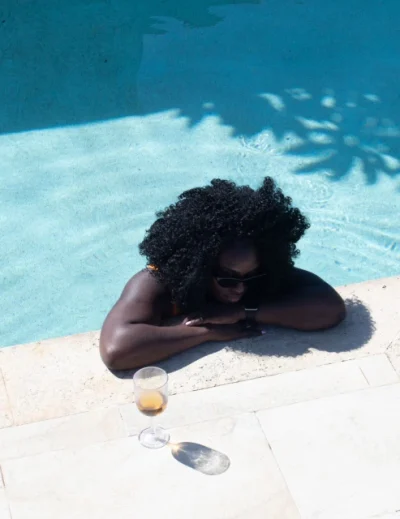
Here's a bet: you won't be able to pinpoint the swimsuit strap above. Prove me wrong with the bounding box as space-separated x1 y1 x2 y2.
171 303 181 316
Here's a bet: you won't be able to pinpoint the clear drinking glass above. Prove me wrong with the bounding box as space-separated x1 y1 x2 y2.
133 366 170 449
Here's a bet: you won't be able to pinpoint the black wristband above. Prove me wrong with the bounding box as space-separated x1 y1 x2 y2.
244 307 258 322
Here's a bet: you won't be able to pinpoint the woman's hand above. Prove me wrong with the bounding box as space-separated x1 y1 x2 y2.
184 303 246 326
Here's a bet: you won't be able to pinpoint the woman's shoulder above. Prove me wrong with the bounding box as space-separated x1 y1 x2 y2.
120 269 181 318
120 269 168 302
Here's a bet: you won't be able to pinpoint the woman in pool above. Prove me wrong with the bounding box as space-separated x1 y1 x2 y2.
100 177 345 370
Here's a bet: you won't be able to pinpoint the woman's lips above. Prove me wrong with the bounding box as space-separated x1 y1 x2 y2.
227 295 243 303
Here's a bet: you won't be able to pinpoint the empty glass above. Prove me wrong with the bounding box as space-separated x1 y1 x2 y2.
133 366 170 449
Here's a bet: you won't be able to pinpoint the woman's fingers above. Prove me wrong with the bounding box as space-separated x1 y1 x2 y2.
185 319 199 326
185 315 206 326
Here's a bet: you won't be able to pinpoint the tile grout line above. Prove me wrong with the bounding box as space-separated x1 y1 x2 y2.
1 402 131 431
385 329 400 353
2 376 399 466
2 358 393 431
358 365 371 386
117 407 130 439
0 434 134 465
385 352 400 379
1 464 15 519
253 411 273 451
167 357 357 399
121 385 369 439
0 366 14 428
0 407 131 464
170 354 383 399
1 350 397 430
253 411 303 518
1 357 397 455
118 363 398 440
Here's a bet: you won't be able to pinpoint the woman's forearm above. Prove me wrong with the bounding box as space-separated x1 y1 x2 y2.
256 286 346 330
100 323 212 371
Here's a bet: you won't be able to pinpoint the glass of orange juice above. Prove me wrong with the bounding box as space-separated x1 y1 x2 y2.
133 366 170 449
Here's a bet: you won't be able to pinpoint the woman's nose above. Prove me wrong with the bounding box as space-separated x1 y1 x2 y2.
234 282 246 294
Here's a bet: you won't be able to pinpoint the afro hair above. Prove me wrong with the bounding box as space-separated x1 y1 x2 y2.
139 177 310 311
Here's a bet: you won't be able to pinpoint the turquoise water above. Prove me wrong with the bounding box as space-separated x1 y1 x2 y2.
1 0 399 348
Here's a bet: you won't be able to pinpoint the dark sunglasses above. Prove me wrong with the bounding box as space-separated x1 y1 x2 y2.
214 273 266 289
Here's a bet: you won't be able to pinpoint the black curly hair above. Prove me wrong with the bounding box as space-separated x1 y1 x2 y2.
139 177 310 311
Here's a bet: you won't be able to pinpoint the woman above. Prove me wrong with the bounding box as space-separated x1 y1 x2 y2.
100 177 345 370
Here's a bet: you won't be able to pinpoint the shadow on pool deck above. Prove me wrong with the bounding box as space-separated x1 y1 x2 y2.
170 442 231 475
1 0 400 184
113 296 375 378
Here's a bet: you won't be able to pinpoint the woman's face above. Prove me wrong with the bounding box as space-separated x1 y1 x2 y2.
210 240 260 304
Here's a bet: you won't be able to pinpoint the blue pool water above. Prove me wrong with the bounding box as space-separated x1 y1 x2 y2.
1 0 399 348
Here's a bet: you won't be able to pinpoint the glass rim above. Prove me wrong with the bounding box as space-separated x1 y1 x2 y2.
133 366 168 388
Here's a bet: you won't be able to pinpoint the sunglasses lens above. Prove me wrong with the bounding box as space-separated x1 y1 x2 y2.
217 278 240 288
216 273 266 289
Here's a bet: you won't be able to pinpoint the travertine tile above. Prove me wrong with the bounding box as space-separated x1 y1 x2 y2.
0 332 133 425
2 413 300 519
0 489 11 519
357 354 399 386
0 407 125 461
0 369 12 429
121 359 368 436
388 333 400 376
257 384 400 519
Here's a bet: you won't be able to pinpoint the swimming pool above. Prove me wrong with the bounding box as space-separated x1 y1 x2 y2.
1 0 399 348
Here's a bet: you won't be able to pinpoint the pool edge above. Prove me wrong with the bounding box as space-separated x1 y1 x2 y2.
0 275 399 428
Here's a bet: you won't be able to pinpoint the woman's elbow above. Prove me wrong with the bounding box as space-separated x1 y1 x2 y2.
300 296 346 331
319 296 347 330
100 340 122 370
99 323 148 371
99 328 131 370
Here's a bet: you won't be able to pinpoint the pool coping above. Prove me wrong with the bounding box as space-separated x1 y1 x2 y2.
0 275 399 428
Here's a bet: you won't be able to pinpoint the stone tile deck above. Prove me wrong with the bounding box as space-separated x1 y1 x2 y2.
0 276 399 427
258 384 400 519
0 370 12 429
0 276 399 518
0 355 399 519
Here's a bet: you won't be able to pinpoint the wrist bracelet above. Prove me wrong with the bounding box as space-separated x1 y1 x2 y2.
244 307 258 322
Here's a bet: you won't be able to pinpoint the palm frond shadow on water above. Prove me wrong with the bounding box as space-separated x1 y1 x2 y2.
3 0 400 185
169 442 231 476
